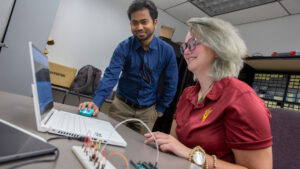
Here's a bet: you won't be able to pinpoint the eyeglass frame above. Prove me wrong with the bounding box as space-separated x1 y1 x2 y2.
180 37 199 55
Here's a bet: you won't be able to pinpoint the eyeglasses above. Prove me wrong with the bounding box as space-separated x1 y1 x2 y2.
180 37 199 55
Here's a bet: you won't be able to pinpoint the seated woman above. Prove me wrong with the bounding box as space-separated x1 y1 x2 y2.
144 17 272 169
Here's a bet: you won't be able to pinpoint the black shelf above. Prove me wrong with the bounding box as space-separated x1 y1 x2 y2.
243 56 300 112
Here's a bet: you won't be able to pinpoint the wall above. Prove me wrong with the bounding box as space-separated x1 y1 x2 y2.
237 14 300 56
0 0 60 96
47 0 188 72
0 0 14 42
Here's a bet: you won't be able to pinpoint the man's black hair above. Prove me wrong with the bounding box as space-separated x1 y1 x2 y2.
127 0 158 22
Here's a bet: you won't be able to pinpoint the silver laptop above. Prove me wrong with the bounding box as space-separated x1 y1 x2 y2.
28 42 127 147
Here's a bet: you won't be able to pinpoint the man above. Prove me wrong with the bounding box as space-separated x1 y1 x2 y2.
78 0 178 134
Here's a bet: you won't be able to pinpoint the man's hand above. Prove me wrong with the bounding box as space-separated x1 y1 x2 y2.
78 101 100 116
144 131 192 159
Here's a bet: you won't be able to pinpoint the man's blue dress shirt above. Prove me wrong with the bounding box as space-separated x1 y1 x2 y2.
93 36 178 113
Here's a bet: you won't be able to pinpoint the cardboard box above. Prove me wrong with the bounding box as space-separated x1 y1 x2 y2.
49 62 77 88
159 25 175 40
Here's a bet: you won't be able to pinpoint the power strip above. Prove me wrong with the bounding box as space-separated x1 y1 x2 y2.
72 146 116 169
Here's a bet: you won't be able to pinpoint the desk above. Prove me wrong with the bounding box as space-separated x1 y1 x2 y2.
0 91 190 169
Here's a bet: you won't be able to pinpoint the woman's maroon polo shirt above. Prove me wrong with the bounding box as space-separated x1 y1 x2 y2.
174 77 273 162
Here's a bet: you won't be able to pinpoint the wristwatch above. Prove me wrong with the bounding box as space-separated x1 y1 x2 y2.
189 146 207 169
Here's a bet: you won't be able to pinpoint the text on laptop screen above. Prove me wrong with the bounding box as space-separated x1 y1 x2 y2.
32 46 54 114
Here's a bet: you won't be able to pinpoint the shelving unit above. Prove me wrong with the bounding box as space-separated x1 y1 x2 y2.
245 56 300 72
244 56 300 112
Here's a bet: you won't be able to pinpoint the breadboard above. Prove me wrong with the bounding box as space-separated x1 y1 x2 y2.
72 146 116 169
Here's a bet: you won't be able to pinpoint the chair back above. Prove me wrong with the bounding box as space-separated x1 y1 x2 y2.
269 108 300 169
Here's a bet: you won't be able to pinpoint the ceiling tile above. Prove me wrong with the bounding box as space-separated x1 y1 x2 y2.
280 0 300 14
216 2 289 25
151 0 187 10
189 0 277 17
166 2 208 23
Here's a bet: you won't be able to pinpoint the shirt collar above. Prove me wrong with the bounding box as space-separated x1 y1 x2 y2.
207 77 230 101
186 77 231 106
133 36 158 51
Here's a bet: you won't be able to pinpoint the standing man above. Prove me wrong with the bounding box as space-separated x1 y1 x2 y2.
78 0 178 134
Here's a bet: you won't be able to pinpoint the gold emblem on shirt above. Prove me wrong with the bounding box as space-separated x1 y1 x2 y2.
202 107 212 123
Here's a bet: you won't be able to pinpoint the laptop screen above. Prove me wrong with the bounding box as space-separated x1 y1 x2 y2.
32 45 54 115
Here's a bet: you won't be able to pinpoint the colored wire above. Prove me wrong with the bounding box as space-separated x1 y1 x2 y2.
97 118 159 168
97 146 107 168
114 118 160 167
105 152 129 169
94 141 102 161
98 140 102 150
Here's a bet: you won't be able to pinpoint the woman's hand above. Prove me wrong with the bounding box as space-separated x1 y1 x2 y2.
144 131 192 159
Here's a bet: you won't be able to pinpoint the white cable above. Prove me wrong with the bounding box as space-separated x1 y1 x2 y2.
114 118 160 167
98 118 160 168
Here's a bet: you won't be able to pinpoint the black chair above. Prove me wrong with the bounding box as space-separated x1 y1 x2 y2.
269 108 300 169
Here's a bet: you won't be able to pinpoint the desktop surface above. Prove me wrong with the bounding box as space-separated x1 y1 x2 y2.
0 91 190 169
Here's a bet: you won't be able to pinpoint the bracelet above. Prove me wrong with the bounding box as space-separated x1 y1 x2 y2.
212 155 217 169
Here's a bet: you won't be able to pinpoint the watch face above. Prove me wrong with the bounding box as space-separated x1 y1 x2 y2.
193 151 205 165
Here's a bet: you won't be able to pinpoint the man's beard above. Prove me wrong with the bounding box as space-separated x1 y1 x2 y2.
135 30 154 41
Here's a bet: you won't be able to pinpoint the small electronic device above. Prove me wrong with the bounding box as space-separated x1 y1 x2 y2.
79 107 94 117
72 146 115 169
0 119 57 163
129 160 158 169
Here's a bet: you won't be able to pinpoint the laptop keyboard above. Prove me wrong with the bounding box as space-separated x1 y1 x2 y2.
45 111 127 147
49 111 88 137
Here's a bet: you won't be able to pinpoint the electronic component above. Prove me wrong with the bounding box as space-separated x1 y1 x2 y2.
129 160 157 169
252 73 287 104
283 103 300 111
264 100 281 109
72 146 115 169
72 118 160 169
284 74 300 111
252 73 288 102
286 75 300 104
254 73 300 111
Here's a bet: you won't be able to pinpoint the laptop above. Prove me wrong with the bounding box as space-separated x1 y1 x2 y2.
28 42 127 147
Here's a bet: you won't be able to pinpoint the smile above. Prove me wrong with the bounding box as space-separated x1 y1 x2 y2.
186 56 197 62
137 32 146 35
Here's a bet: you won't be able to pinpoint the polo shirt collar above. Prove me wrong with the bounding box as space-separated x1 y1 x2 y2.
133 36 158 51
186 77 231 106
207 77 230 101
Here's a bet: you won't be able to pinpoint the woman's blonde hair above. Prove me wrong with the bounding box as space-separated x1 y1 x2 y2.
187 17 247 80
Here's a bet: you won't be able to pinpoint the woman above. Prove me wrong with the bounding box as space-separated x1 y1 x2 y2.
144 17 272 169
